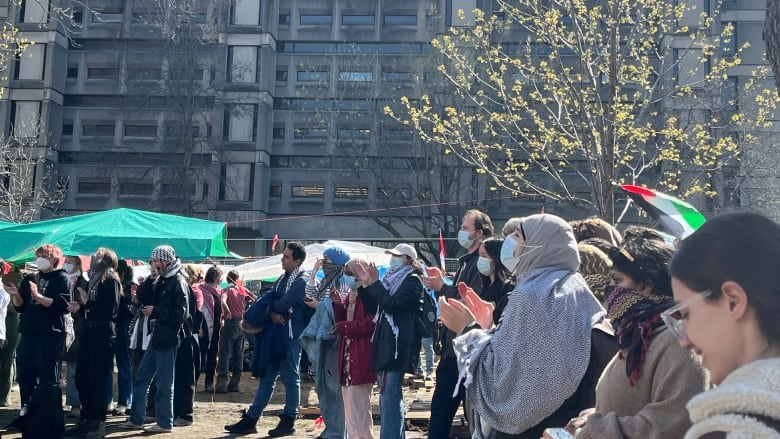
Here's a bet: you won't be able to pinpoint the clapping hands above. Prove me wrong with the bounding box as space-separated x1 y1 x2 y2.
438 282 495 335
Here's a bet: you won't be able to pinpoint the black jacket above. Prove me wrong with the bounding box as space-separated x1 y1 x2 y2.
15 270 70 336
361 273 424 373
136 272 188 350
435 250 483 358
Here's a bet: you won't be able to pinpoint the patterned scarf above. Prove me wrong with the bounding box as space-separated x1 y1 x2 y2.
315 263 343 299
605 285 675 386
87 267 103 302
277 267 302 294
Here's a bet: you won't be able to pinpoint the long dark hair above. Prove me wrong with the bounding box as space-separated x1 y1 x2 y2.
670 212 780 345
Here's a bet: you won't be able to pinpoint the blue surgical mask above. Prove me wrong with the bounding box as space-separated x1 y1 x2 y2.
458 230 474 249
389 256 405 270
500 236 522 273
476 256 493 276
343 275 360 289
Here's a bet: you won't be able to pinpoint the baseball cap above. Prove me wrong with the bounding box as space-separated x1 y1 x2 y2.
386 243 417 260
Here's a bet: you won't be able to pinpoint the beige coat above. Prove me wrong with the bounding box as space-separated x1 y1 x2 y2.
576 328 710 439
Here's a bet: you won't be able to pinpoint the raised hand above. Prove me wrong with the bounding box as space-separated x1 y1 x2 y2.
438 296 476 335
354 261 372 285
459 282 496 330
422 266 445 292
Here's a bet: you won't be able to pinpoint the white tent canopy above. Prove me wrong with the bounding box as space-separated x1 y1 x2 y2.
234 240 392 282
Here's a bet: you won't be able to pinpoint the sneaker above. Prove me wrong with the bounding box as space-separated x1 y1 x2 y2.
143 424 173 434
111 405 129 416
173 417 193 427
144 415 157 423
19 405 28 417
118 420 144 430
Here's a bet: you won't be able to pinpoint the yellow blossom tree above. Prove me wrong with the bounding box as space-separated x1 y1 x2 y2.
386 0 779 222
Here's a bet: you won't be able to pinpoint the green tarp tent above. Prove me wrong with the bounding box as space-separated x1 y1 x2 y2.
0 208 241 263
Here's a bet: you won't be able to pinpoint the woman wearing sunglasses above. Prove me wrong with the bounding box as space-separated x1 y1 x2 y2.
665 212 780 437
561 238 709 439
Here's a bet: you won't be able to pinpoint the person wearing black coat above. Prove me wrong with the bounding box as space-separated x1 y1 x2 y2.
64 247 122 438
120 245 187 434
355 243 424 439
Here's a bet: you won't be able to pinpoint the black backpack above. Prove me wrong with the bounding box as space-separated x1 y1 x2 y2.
415 290 437 339
6 384 64 438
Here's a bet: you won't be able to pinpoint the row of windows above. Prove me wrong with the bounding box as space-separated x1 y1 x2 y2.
67 65 212 82
269 185 426 200
281 14 417 26
290 70 414 83
269 156 426 170
64 122 210 139
77 181 199 196
272 127 414 141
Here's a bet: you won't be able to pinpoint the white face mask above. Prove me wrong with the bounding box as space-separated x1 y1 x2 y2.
476 256 493 276
389 256 405 270
62 263 76 274
500 236 522 273
458 230 475 249
36 257 52 272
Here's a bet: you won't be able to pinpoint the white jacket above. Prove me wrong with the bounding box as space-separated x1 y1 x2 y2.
685 357 780 439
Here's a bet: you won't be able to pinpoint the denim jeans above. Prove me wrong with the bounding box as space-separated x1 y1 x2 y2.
129 346 177 428
106 337 132 408
377 371 405 439
247 338 301 419
66 361 79 407
417 337 435 374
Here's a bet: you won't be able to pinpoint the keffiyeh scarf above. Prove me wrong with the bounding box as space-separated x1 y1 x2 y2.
605 285 675 386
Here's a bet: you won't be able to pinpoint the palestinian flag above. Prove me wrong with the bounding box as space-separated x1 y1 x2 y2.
620 184 706 239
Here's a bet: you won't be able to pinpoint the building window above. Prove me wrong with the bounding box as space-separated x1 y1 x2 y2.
337 128 370 140
92 11 125 23
296 70 329 82
334 187 368 198
384 15 417 26
342 15 375 25
224 104 258 142
169 68 204 81
82 123 115 137
293 127 328 139
269 185 282 197
10 101 40 138
162 184 196 196
276 69 288 81
127 68 162 80
279 13 291 25
219 163 254 201
382 71 413 82
20 0 49 23
272 126 285 139
721 22 737 57
300 15 332 25
62 122 74 136
66 66 78 78
119 182 153 196
87 67 120 79
292 185 324 198
339 71 373 82
165 123 200 140
123 125 157 138
230 0 261 25
228 46 258 83
78 181 111 195
15 44 46 80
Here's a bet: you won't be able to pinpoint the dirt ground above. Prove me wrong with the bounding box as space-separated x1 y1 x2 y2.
0 374 431 438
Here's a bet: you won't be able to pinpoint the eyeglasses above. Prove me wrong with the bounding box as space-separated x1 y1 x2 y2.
660 290 713 342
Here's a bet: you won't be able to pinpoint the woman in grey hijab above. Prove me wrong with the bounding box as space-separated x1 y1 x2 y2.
439 214 611 439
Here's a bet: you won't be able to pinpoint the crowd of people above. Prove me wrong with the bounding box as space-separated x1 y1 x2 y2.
0 209 778 439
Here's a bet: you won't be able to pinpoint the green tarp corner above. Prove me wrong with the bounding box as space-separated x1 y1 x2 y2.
0 208 241 263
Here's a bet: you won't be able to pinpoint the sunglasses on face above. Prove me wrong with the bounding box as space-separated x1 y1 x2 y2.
660 290 713 342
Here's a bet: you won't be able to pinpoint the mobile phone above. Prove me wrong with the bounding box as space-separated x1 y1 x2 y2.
543 428 574 439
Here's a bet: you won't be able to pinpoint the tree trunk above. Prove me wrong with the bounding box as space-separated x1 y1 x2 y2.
766 0 780 93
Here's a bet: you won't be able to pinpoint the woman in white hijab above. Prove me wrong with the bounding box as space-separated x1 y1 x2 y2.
440 214 610 439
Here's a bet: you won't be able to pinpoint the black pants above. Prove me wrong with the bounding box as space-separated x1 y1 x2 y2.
173 338 195 420
204 316 222 386
17 333 64 408
428 357 465 439
196 317 209 384
75 326 113 421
